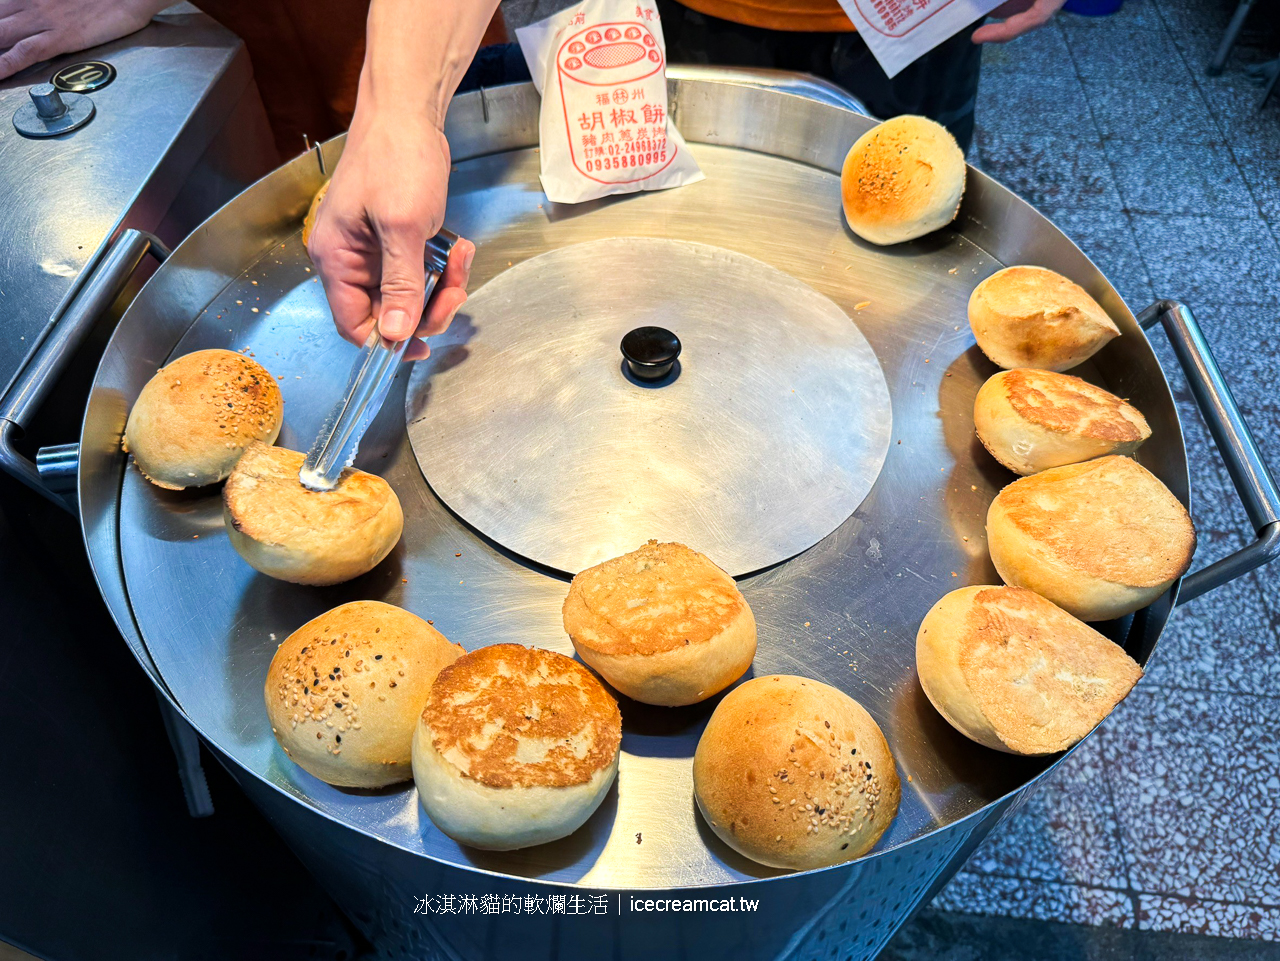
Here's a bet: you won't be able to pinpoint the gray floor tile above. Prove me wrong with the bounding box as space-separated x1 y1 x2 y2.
980 23 1078 78
1106 141 1255 217
1103 686 1280 906
1196 73 1280 146
971 131 1122 210
1153 0 1239 38
1174 31 1280 78
1083 79 1223 145
975 72 1098 138
1039 205 1155 307
1229 141 1280 222
952 733 1130 889
1137 895 1280 939
933 873 1136 926
1063 20 1192 83
1145 570 1280 697
1129 213 1280 303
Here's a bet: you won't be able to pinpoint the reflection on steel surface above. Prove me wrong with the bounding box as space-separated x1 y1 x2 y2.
406 237 893 577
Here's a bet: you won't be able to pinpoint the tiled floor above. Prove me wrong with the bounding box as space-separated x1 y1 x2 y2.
932 0 1280 945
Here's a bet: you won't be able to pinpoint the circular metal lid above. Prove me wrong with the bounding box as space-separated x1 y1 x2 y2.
406 237 892 576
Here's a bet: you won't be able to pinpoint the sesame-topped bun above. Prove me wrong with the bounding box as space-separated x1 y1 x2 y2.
123 349 282 490
968 266 1120 372
916 586 1142 754
987 455 1195 621
412 644 622 850
840 115 966 246
223 441 403 586
301 179 330 250
975 369 1151 475
562 541 757 707
693 675 900 871
265 601 463 788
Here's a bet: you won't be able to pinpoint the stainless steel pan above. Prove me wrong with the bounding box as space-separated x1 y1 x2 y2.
5 68 1276 960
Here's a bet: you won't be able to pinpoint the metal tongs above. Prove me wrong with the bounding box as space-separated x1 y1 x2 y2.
299 227 458 491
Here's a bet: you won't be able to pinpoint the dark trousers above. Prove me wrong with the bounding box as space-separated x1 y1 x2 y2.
655 0 985 152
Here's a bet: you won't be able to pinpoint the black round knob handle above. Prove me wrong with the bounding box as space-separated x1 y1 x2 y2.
621 326 681 381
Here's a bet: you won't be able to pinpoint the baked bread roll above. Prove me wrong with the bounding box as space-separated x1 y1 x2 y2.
412 644 622 850
916 586 1142 755
301 179 330 249
223 441 403 586
975 368 1151 475
123 349 282 490
265 601 463 787
562 541 756 706
693 675 899 871
987 455 1195 621
969 266 1120 371
841 115 966 246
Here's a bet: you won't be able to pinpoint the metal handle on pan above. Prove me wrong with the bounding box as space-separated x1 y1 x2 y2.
0 228 169 511
1139 300 1280 603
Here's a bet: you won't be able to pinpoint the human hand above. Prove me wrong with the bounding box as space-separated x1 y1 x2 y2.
972 0 1068 43
0 0 168 79
306 116 474 362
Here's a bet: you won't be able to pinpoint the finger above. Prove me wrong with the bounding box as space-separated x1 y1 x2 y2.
417 287 466 339
972 2 1053 42
0 35 47 80
319 274 376 346
439 238 476 292
403 340 432 362
376 227 429 343
0 14 33 52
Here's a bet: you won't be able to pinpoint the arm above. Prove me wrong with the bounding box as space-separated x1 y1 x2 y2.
0 0 170 79
307 0 500 361
972 0 1068 43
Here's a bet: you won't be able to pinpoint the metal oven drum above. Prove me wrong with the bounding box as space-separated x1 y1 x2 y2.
4 68 1276 961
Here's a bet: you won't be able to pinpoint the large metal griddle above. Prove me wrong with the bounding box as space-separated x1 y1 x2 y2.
42 68 1277 959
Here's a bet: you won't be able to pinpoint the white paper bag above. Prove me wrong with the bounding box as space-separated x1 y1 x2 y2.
516 0 704 205
836 0 1006 78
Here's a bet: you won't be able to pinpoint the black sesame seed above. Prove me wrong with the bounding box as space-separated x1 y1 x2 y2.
335 734 342 743
375 654 383 660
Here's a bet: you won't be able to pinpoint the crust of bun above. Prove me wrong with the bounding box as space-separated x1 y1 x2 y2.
693 675 900 871
123 349 283 489
975 368 1151 475
413 644 622 850
301 179 330 250
969 266 1120 371
987 455 1195 620
841 115 966 246
563 541 757 706
223 441 403 586
916 586 1142 754
265 600 463 787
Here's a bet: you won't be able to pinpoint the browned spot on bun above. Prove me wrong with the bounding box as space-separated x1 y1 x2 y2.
565 540 748 657
993 456 1194 587
1003 369 1149 442
422 644 621 790
961 587 1142 754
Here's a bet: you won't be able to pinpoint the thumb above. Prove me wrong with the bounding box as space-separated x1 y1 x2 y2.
377 231 428 342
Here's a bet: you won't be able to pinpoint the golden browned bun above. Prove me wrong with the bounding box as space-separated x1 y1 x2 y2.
122 349 282 490
987 455 1195 621
693 675 900 871
265 601 463 787
969 266 1120 371
562 541 756 707
301 179 330 250
223 442 403 586
917 586 1142 755
840 115 966 246
412 644 622 850
975 369 1151 475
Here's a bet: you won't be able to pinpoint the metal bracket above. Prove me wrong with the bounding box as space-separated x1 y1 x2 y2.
1139 300 1280 603
0 228 169 511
